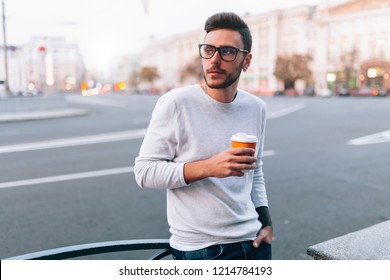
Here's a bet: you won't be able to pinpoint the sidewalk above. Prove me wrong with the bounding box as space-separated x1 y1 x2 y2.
0 95 88 123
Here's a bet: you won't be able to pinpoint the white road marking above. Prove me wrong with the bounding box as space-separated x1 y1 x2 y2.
348 130 390 146
0 150 276 189
0 167 134 189
263 150 276 156
267 103 306 119
66 95 128 108
0 129 147 154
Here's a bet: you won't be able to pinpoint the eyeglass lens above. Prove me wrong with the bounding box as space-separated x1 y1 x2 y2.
200 45 237 61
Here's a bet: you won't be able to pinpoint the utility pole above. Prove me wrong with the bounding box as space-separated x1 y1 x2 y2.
2 0 10 97
141 0 149 14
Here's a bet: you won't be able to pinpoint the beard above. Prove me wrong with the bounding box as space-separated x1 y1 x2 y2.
204 60 245 89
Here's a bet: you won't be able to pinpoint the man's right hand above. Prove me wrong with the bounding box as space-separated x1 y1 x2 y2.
184 148 256 183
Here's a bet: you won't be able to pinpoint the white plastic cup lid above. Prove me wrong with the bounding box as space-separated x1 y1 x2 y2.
231 133 258 143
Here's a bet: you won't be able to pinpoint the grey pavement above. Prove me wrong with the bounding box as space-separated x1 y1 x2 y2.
0 94 88 123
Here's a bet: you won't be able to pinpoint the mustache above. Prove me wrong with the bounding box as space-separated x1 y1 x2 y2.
206 67 225 74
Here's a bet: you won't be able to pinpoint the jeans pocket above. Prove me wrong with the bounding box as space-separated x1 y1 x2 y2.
184 245 223 260
254 241 272 260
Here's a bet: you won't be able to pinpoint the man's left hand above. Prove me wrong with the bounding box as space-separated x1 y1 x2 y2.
253 226 273 248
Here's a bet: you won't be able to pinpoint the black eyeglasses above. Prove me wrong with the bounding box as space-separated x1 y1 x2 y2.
198 44 249 62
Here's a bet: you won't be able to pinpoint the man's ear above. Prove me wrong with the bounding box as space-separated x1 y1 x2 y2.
243 53 252 71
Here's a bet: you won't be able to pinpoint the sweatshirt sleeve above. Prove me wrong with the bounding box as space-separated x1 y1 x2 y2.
134 94 189 189
250 104 269 208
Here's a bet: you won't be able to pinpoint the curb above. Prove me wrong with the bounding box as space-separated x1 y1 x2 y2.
0 108 89 123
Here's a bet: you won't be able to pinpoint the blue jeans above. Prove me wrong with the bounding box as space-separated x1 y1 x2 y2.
171 241 272 260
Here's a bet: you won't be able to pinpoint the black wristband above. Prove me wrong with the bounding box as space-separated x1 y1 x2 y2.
256 206 273 228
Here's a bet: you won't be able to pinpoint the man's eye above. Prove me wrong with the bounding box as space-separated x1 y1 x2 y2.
204 47 214 54
221 48 235 55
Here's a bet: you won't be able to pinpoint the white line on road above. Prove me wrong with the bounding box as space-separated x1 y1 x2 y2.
0 129 147 154
267 103 306 119
348 130 390 146
0 150 276 189
66 95 128 108
0 167 134 189
263 150 276 156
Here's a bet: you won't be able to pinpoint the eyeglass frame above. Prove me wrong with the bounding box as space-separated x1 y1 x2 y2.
198 43 249 62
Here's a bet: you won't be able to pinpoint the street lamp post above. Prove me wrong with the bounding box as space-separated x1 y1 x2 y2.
38 46 46 94
2 0 10 97
141 0 149 14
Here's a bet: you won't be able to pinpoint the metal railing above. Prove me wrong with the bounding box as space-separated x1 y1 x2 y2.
6 239 171 260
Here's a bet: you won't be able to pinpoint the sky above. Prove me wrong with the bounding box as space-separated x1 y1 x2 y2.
2 0 320 77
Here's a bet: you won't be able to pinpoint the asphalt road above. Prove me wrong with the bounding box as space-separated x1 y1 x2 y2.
0 92 389 259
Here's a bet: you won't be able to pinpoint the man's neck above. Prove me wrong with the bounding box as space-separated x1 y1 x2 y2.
204 83 238 103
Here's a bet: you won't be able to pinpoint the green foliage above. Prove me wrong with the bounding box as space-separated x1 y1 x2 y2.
273 54 312 88
180 57 203 83
139 66 160 84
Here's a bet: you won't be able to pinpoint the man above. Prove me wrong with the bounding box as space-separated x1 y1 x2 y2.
134 12 272 260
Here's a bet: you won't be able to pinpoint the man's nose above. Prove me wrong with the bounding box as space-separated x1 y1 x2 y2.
210 50 222 64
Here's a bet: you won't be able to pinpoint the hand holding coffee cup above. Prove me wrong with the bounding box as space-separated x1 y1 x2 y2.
231 133 258 173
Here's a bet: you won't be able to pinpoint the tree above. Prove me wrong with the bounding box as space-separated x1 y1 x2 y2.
273 54 312 89
129 69 140 91
139 66 160 88
340 47 359 90
180 56 203 84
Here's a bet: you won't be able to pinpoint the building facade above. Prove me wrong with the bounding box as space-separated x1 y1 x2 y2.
318 0 390 94
140 29 204 92
0 36 85 96
140 0 390 95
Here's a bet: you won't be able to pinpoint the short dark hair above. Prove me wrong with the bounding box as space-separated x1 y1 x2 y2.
204 12 252 52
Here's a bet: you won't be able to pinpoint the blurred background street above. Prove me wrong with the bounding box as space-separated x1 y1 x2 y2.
1 0 390 260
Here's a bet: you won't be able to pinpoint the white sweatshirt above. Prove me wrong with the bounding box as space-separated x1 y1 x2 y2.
134 84 269 251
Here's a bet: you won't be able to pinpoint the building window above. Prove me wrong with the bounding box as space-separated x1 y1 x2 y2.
375 39 386 58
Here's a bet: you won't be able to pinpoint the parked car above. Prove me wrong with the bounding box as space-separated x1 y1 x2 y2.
373 88 388 97
274 90 284 96
284 88 299 96
317 88 332 97
352 87 388 97
273 89 298 97
16 88 42 97
336 85 350 96
304 85 316 96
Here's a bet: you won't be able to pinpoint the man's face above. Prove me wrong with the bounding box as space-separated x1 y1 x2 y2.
202 29 251 89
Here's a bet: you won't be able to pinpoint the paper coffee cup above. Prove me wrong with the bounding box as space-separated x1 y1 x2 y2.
231 133 258 173
231 133 258 150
